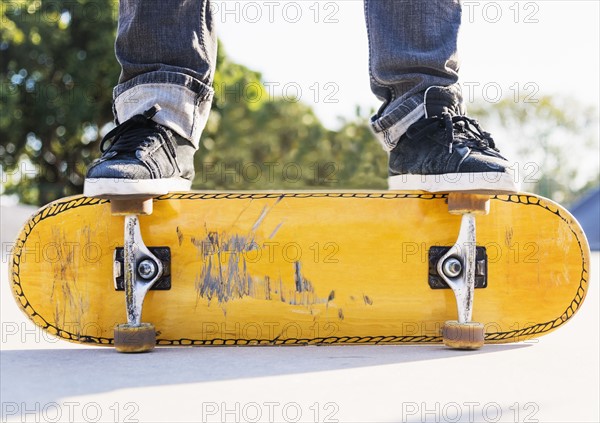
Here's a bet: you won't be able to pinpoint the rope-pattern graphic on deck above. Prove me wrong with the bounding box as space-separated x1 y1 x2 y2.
484 194 589 342
10 196 113 344
10 193 589 346
156 335 443 346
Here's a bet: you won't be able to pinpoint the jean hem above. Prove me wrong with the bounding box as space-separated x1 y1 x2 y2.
370 93 425 151
113 76 214 148
113 71 213 99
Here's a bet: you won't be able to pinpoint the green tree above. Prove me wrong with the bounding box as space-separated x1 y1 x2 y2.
1 0 120 204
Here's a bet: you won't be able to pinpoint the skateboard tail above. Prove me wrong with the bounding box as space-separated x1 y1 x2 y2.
481 194 591 344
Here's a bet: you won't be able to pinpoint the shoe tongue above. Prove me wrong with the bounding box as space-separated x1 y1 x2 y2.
424 86 465 118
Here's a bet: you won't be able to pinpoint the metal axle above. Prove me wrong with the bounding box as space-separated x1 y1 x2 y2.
123 215 163 326
436 213 477 323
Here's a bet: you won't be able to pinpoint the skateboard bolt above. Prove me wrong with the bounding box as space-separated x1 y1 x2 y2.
137 259 158 279
442 257 463 278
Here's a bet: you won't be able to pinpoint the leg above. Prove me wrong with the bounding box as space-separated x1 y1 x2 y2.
364 0 462 149
114 0 217 146
364 0 518 193
84 0 217 197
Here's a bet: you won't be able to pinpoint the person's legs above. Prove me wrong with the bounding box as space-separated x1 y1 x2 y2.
114 0 216 145
364 0 518 192
365 0 461 149
84 0 217 196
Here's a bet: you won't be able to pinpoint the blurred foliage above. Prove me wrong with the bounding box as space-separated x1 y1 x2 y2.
1 1 597 206
196 46 387 190
470 97 599 205
1 0 119 204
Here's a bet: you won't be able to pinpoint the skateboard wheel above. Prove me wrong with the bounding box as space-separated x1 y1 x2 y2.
114 323 156 353
442 320 485 350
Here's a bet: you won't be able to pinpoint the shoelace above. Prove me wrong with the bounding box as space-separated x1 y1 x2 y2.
443 113 498 154
99 105 176 157
410 113 498 154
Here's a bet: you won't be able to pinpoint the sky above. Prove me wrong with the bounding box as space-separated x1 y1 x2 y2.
214 0 600 128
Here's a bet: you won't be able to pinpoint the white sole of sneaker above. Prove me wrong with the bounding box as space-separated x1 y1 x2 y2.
388 172 520 193
83 177 192 197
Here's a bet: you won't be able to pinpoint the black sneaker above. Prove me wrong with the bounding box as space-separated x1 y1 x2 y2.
84 105 195 197
388 86 519 193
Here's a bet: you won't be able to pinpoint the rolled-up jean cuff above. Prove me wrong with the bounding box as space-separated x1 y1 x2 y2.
370 94 425 151
113 72 214 148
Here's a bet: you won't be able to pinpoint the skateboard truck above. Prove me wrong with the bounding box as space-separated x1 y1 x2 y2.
438 193 489 349
111 198 161 353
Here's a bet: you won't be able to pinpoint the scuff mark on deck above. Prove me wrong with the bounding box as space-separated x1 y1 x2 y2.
294 261 314 293
505 227 514 247
193 231 331 310
252 195 284 232
176 227 184 246
195 231 257 303
252 206 269 232
191 195 337 313
269 222 284 239
49 226 88 337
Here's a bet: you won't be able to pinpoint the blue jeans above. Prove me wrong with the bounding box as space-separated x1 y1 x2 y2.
114 0 462 150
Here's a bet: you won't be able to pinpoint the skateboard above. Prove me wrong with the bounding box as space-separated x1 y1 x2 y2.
9 191 590 352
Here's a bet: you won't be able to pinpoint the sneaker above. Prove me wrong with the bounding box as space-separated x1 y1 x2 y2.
388 86 519 193
84 105 195 197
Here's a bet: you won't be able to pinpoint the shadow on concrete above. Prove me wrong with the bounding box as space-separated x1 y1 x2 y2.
1 342 531 415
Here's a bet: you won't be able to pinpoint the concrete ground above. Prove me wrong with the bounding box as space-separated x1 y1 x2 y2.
1 204 598 423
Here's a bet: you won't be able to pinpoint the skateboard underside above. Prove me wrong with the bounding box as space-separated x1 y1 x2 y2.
10 192 590 346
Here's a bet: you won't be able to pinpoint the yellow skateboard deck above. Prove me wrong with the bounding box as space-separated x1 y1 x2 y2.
9 191 590 346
